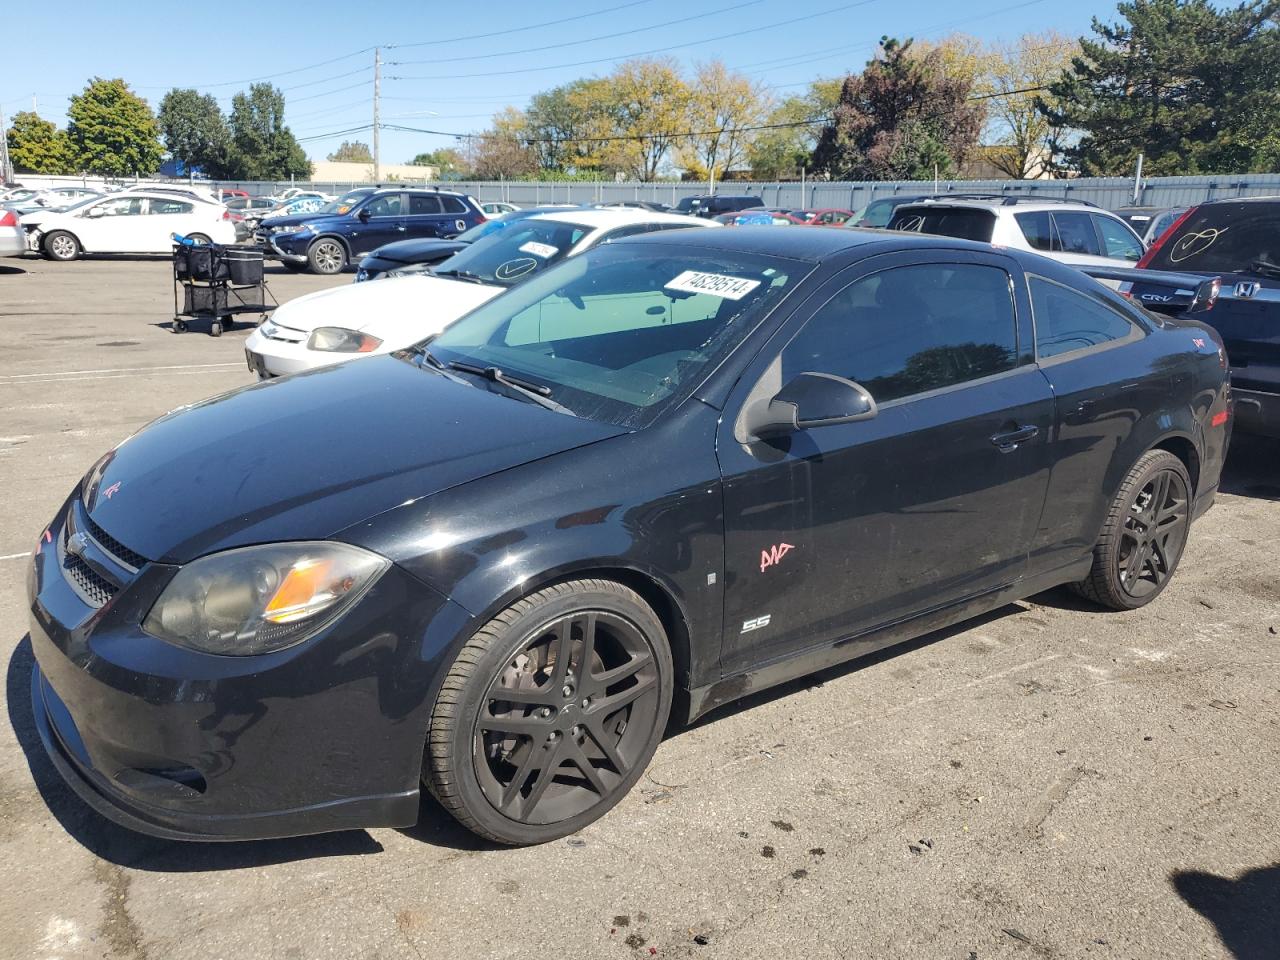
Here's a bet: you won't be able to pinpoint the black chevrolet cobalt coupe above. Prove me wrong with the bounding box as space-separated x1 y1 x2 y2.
29 228 1230 845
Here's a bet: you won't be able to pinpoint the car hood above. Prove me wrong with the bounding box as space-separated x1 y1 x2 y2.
367 237 471 264
262 212 345 230
270 273 502 338
82 356 625 564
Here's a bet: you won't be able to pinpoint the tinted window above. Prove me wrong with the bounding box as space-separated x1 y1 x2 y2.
96 198 144 216
408 195 442 215
149 199 193 215
433 219 591 287
1049 212 1100 255
857 198 907 228
782 263 1018 403
363 194 402 217
1143 201 1280 279
1095 215 1143 261
1015 211 1053 251
888 207 996 242
1030 276 1137 359
440 195 468 214
427 245 800 427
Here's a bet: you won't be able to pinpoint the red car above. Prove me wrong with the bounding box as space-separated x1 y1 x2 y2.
795 208 856 226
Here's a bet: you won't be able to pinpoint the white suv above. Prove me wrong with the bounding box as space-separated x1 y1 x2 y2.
886 196 1146 269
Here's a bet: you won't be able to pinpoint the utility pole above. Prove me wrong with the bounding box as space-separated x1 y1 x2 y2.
0 102 12 184
373 48 381 183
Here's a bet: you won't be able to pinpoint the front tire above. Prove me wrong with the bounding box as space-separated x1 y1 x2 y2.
426 579 673 845
44 231 80 261
1073 450 1192 610
307 237 346 274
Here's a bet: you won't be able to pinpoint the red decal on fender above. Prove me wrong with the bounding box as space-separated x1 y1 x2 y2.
102 481 121 500
760 542 795 573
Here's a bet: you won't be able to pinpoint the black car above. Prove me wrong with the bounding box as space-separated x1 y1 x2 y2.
675 194 764 218
355 206 582 282
1129 197 1280 437
29 228 1229 846
256 187 486 274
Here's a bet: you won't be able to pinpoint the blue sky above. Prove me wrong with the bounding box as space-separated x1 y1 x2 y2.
3 0 1117 164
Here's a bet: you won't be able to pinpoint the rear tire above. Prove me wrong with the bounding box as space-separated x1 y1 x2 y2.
307 238 346 274
44 231 80 261
1072 450 1192 610
187 233 212 245
426 579 673 845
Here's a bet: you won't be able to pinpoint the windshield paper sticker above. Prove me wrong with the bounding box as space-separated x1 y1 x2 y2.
665 270 761 300
519 241 559 258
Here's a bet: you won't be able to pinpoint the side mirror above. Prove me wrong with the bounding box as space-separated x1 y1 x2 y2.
745 372 878 439
357 207 371 222
86 207 105 218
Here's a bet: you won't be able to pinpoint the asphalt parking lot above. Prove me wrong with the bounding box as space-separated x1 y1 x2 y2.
1 256 1278 960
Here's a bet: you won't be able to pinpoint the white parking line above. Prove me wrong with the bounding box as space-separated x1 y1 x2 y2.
1 552 30 561
0 367 245 386
0 361 242 383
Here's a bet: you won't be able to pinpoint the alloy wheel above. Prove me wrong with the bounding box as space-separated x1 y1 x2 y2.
50 235 76 259
473 610 660 826
313 241 343 273
1117 467 1189 598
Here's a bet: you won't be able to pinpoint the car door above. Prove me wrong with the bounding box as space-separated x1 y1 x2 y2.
1023 272 1164 573
351 193 406 255
144 197 198 250
716 250 1055 674
76 196 147 252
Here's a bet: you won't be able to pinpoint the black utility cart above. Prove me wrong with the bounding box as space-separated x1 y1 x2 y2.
172 242 276 337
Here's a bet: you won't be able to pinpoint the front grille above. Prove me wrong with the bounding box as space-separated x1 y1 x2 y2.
64 553 119 607
80 512 149 570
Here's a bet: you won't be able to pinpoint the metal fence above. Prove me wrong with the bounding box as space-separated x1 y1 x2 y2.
14 172 1280 211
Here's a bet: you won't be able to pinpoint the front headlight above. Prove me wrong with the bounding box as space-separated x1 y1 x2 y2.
142 542 389 655
307 326 383 353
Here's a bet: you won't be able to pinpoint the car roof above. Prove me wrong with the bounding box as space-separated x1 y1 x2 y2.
895 197 1102 214
1200 194 1280 205
526 208 711 228
107 191 217 204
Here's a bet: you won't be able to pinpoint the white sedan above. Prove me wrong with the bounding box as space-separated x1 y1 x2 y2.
24 191 236 260
244 208 715 379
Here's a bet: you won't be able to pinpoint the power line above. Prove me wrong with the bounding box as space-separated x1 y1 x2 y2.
390 0 765 66
388 0 662 49
389 0 888 81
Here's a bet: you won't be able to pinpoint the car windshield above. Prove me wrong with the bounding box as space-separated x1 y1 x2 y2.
1143 202 1280 279
420 242 805 428
855 198 916 228
887 206 996 242
432 218 592 287
320 189 373 215
675 197 700 213
454 218 513 243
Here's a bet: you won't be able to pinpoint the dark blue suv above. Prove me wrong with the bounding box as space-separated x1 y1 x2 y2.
257 187 486 274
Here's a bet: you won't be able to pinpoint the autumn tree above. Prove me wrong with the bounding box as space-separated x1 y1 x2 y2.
524 78 615 174
157 88 229 176
5 112 76 174
676 61 768 179
66 78 164 176
605 58 693 181
327 140 373 163
985 32 1075 178
1043 0 1280 175
466 107 538 179
811 37 985 180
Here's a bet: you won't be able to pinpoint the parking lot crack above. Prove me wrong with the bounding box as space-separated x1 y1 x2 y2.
91 861 148 960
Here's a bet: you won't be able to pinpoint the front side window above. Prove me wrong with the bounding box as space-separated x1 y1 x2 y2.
1095 215 1144 261
781 263 1019 404
425 245 803 427
363 194 402 217
94 197 144 217
1049 212 1101 255
1030 276 1139 359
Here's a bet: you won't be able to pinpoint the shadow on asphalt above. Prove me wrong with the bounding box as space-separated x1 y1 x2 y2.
6 636 388 871
1221 434 1280 501
1172 864 1280 960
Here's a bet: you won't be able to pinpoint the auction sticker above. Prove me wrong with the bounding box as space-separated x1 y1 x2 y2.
519 241 559 258
665 270 761 300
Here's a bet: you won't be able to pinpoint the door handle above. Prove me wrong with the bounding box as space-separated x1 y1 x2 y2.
989 424 1039 451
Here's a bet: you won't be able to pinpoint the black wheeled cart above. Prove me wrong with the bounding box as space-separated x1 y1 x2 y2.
172 243 276 337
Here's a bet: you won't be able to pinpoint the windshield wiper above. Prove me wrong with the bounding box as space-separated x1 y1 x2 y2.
432 267 490 285
1246 258 1280 281
447 361 574 415
408 344 472 385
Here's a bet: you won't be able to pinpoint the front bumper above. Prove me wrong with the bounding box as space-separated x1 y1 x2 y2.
256 231 310 263
1232 387 1280 438
28 498 472 841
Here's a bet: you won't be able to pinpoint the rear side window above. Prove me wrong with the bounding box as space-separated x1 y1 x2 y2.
1015 211 1053 251
1050 212 1100 256
408 195 442 214
149 200 193 215
888 207 996 242
441 195 469 214
1094 215 1143 261
1030 276 1138 359
782 263 1018 403
1143 201 1280 279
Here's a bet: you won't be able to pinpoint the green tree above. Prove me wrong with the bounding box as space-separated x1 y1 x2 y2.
224 83 311 180
326 139 373 162
5 111 76 174
66 78 164 176
524 78 616 174
748 81 838 179
811 37 985 180
1042 0 1280 175
604 58 694 181
409 147 466 170
157 88 229 176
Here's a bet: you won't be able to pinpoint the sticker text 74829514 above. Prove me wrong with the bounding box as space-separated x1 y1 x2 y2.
665 271 761 300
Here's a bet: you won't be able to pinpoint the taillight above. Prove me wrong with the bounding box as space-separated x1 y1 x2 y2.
222 209 232 221
0 210 18 227
1136 206 1197 268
